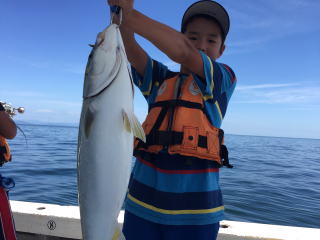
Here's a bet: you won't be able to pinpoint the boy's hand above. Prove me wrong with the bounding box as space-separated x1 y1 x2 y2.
107 0 134 24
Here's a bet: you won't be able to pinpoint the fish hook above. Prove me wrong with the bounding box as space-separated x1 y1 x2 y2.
110 6 123 26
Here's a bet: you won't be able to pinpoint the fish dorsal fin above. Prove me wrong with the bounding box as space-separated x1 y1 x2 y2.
83 24 122 98
122 109 146 143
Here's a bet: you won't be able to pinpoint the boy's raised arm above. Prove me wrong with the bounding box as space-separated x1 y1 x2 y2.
126 10 203 75
119 25 148 77
108 0 204 78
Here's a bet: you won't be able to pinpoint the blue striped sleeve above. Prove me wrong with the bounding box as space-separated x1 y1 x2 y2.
193 51 237 102
220 63 237 100
131 56 174 104
131 57 154 100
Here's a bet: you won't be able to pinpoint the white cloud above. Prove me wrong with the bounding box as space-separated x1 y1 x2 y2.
60 64 85 75
8 55 50 70
0 90 45 98
234 82 320 105
19 106 81 124
7 55 84 75
226 0 320 53
42 100 82 108
237 83 300 90
34 109 54 113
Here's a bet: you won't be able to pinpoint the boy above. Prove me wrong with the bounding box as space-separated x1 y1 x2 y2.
108 0 237 239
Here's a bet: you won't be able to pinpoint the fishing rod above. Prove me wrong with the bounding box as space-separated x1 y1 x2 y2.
0 101 25 118
0 101 27 146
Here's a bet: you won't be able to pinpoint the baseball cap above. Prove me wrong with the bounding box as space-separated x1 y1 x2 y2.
181 0 230 40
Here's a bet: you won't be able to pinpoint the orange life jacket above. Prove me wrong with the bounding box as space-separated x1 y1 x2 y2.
0 136 12 166
134 74 232 167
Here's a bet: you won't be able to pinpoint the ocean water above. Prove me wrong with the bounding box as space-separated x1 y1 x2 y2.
2 124 320 229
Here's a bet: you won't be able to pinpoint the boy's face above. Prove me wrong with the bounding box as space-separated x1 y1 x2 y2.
184 17 225 60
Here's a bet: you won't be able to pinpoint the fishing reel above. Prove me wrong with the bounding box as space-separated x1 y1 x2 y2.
0 101 26 167
0 101 25 118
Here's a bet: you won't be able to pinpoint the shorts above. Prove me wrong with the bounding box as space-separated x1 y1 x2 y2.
122 210 220 240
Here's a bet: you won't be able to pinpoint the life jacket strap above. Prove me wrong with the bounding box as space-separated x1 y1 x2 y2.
136 128 233 167
147 99 204 142
144 130 209 148
149 99 203 111
133 150 224 169
220 144 233 168
146 99 203 142
145 128 224 147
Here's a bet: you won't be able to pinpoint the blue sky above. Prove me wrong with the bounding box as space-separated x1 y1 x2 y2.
1 0 320 139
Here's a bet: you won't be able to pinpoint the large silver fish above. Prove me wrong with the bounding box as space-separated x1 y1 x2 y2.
77 21 145 240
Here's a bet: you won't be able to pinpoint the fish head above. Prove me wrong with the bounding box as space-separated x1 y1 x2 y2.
83 24 122 99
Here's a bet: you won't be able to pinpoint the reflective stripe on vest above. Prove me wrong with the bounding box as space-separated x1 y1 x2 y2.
134 74 228 165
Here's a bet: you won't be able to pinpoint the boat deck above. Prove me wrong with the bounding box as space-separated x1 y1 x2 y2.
11 201 320 240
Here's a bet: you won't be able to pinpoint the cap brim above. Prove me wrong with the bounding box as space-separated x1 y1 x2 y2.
182 1 230 39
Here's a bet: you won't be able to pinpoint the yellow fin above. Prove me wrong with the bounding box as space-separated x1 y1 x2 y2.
122 109 146 143
112 223 126 240
122 110 131 133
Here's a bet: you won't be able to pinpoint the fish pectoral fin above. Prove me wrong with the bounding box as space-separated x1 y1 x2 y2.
112 223 126 240
122 109 146 143
122 110 131 133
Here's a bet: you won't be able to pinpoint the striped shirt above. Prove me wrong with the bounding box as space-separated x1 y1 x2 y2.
125 51 237 225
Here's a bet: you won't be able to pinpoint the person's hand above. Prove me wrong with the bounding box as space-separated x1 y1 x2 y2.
107 0 134 25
